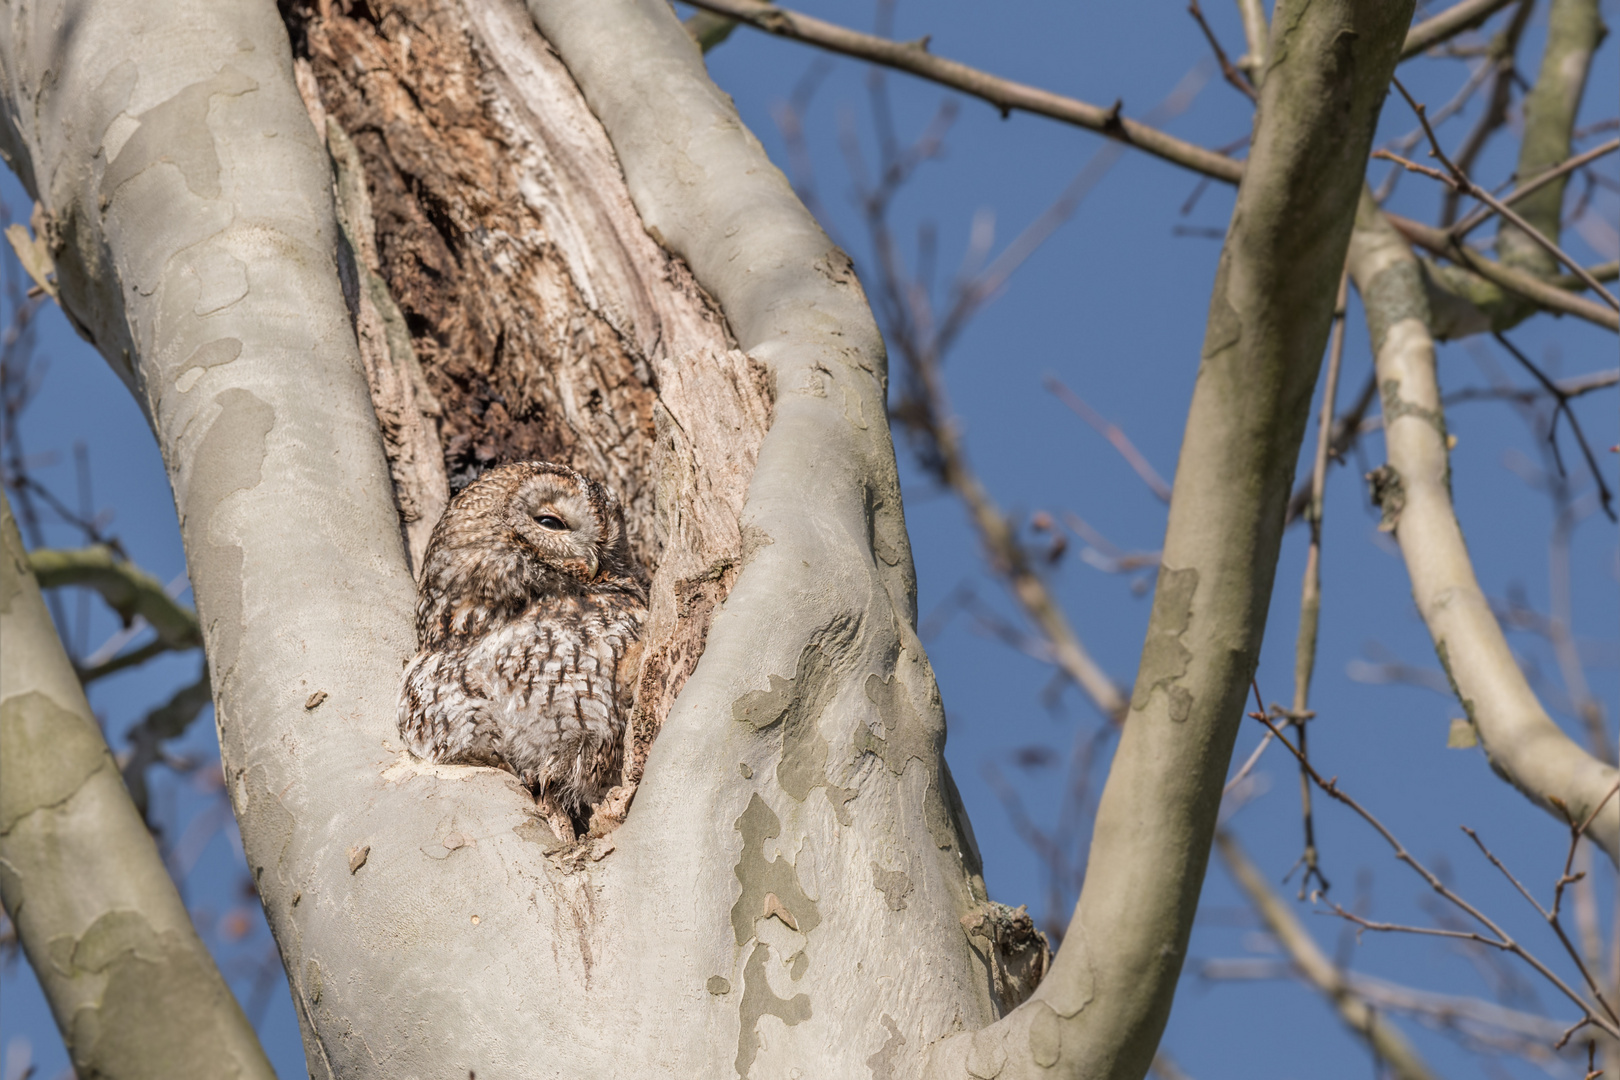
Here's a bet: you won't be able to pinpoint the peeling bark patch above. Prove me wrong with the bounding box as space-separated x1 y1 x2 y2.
732 644 857 821
865 1014 905 1079
1378 378 1446 439
1363 260 1430 353
966 1027 1007 1078
175 338 243 393
1028 1001 1062 1067
101 66 260 203
870 863 913 911
708 976 732 995
0 692 114 835
735 941 811 1079
1366 463 1405 533
730 793 820 946
184 389 273 685
1200 250 1242 360
859 671 942 775
1129 566 1199 720
1434 640 1478 727
55 911 249 1080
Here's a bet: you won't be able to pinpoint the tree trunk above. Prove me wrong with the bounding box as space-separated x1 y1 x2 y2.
0 0 1409 1076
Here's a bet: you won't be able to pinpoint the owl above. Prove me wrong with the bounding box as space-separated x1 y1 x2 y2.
398 461 647 842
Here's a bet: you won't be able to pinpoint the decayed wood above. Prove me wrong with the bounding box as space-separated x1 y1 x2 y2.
283 0 772 814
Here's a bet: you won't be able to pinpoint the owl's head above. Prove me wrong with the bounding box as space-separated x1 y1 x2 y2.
416 462 643 643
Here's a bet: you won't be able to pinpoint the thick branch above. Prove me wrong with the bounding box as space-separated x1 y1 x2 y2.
1389 213 1620 333
931 2 1414 1075
1400 0 1522 60
1496 0 1604 280
0 492 274 1079
27 546 200 651
1348 191 1620 861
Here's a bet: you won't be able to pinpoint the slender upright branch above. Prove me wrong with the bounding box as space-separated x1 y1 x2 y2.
0 492 274 1079
1285 270 1349 901
930 3 1415 1074
1233 0 1268 85
1497 0 1605 282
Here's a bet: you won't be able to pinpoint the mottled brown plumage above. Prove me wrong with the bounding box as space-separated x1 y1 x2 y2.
398 462 646 840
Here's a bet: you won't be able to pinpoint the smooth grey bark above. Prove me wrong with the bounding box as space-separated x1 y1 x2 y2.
0 0 995 1076
928 2 1412 1075
0 492 274 1080
1349 193 1620 861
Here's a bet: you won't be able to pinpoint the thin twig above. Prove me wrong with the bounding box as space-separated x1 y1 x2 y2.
1251 710 1620 1041
1044 376 1173 503
1491 331 1615 521
680 0 1246 183
1385 79 1620 311
1187 0 1257 101
1285 269 1348 901
1452 138 1620 239
1387 213 1620 331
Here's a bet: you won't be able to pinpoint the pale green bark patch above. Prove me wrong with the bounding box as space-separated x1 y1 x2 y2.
730 792 820 946
865 1013 905 1078
101 66 260 204
858 669 940 774
731 644 856 820
735 940 811 1078
1362 261 1429 352
870 862 912 910
1129 566 1198 721
53 909 256 1080
176 338 243 393
185 388 273 682
1027 1000 1062 1066
0 691 114 834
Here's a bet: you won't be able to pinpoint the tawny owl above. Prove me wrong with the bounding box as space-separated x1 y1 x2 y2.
398 461 646 841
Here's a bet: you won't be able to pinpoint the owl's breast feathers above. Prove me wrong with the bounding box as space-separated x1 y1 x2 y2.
398 587 646 810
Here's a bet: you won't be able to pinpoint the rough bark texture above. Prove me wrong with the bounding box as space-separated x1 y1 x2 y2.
283 0 774 780
928 2 1414 1076
0 492 275 1080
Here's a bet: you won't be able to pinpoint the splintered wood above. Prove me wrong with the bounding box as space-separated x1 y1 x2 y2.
285 0 771 813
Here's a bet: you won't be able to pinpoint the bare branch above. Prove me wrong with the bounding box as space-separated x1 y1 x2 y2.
1401 0 1523 60
1254 712 1620 1041
1044 376 1173 503
932 5 1419 1072
679 0 1247 183
1187 0 1258 102
1388 213 1620 331
1453 137 1620 239
1215 828 1441 1079
1350 191 1620 860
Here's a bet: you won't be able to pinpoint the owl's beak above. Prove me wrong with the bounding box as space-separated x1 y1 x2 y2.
583 549 599 581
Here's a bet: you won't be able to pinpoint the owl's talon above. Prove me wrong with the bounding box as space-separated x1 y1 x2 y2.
535 792 577 844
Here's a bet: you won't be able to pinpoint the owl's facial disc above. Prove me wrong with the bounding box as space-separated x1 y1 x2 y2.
510 480 604 582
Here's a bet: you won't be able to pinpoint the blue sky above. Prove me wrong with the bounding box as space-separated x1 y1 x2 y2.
3 2 1617 1077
